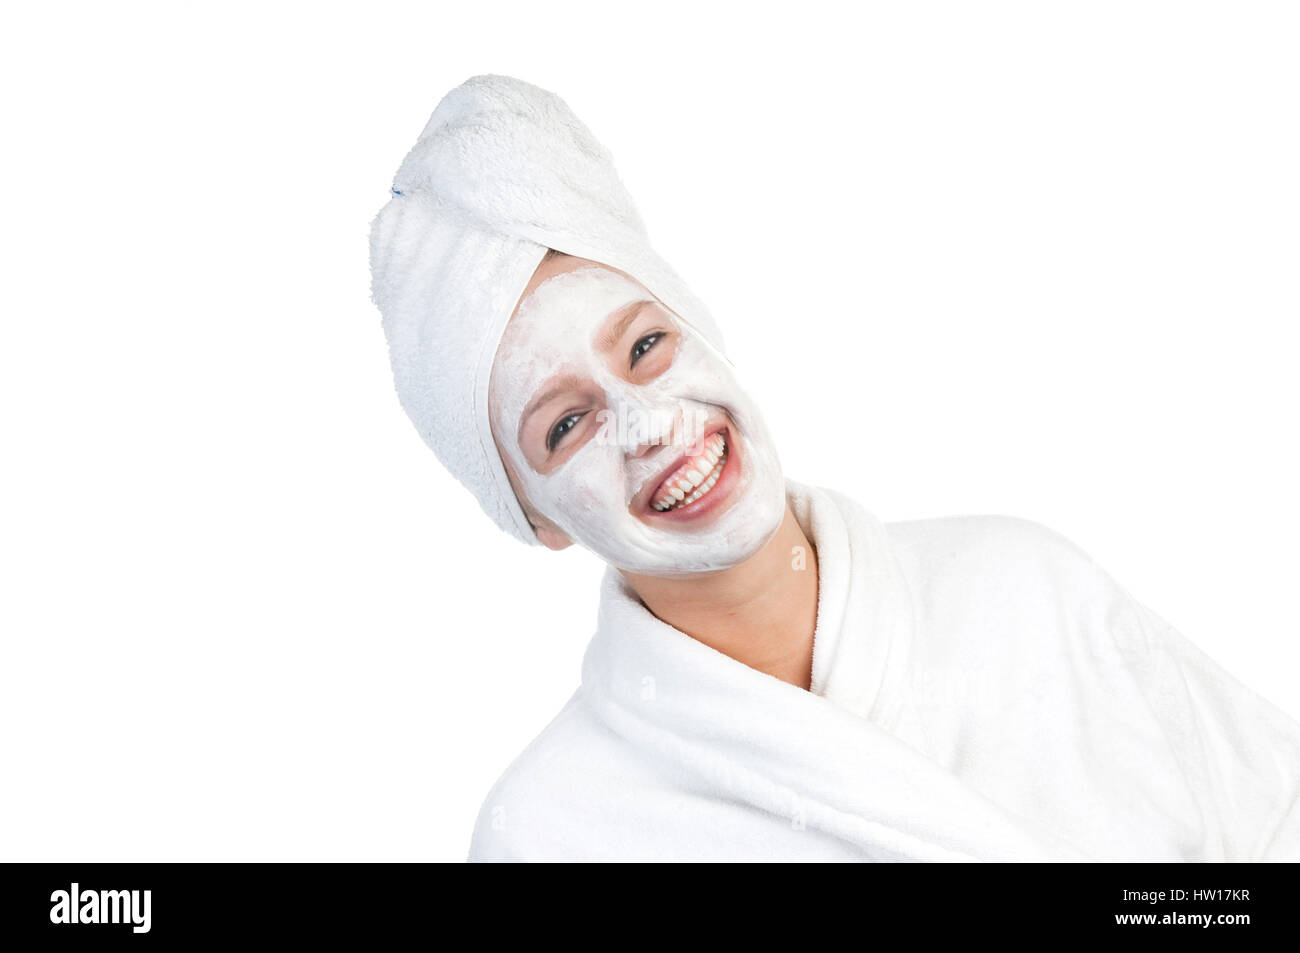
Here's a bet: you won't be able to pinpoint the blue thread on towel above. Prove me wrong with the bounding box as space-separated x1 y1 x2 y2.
391 187 402 195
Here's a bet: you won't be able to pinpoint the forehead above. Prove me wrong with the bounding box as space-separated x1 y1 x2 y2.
509 254 655 327
497 258 647 355
517 251 595 302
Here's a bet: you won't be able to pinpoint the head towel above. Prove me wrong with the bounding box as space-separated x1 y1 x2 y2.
368 74 727 544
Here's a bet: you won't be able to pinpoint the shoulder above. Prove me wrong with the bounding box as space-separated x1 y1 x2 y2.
879 513 1158 712
465 689 647 862
885 512 1101 571
882 513 1119 607
885 511 1085 557
812 483 1106 589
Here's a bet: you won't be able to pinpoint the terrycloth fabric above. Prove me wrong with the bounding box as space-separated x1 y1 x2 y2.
368 74 727 543
467 480 1300 861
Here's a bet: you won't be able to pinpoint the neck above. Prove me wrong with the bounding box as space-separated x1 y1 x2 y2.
619 503 820 690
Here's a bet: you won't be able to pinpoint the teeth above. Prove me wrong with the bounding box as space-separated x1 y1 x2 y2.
650 437 729 513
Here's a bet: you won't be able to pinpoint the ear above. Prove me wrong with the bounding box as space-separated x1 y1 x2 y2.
534 524 573 551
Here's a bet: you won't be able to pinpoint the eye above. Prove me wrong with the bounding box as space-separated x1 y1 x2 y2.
546 412 586 452
630 332 665 367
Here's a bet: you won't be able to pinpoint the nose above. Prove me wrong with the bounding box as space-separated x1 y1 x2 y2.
627 440 657 460
604 388 679 456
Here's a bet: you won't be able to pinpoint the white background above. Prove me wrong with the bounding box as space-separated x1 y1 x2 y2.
2 1 1296 861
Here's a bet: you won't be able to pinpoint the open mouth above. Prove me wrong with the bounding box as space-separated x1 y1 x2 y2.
649 430 731 513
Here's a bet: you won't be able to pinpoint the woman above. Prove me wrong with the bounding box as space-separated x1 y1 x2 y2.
369 74 1300 861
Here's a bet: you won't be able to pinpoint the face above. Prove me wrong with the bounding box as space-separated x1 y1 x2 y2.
488 254 787 576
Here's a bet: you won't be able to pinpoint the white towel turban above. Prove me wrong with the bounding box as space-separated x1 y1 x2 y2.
368 74 728 544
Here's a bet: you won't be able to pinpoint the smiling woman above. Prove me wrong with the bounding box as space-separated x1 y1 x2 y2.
487 255 787 574
367 74 1300 863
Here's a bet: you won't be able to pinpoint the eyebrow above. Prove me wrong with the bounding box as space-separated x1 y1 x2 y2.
519 372 586 439
594 300 653 353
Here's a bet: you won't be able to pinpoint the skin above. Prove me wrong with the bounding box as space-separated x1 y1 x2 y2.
488 251 820 690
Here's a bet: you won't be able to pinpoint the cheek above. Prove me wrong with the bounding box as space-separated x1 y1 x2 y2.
522 443 629 526
649 338 750 408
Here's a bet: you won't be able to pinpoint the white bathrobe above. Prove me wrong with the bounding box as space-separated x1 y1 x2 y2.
468 481 1300 861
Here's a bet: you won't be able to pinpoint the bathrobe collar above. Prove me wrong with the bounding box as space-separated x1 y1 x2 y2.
583 479 914 728
578 479 1089 861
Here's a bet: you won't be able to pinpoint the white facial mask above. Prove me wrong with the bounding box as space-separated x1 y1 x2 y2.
489 266 787 576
